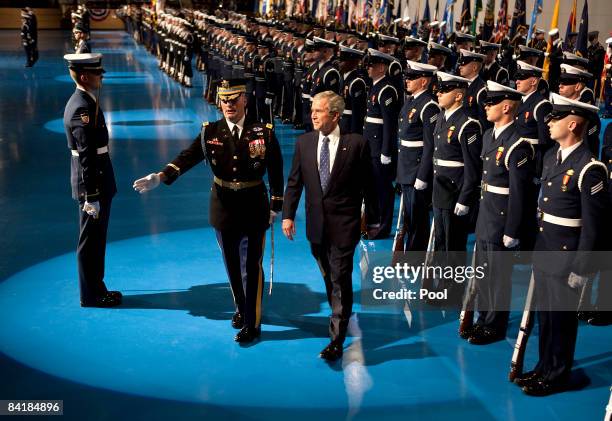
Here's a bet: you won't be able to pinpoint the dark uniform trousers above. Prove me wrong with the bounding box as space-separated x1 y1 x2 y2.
396 92 439 251
474 127 535 332
161 119 284 330
431 109 482 294
64 89 117 303
532 143 608 382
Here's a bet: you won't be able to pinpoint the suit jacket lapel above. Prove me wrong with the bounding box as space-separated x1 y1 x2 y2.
327 134 349 191
309 131 323 194
549 142 585 178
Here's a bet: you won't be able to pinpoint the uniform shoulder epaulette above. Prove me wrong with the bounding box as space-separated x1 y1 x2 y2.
533 99 550 122
504 137 535 170
421 100 440 122
578 159 608 192
266 123 273 129
458 117 482 143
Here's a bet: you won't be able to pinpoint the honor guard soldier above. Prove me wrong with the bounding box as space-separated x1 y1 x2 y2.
587 31 606 98
516 45 549 96
558 64 600 156
300 38 317 131
63 53 121 308
338 45 367 135
20 8 37 67
431 72 483 299
378 34 405 105
254 41 275 124
427 42 452 71
243 36 258 120
363 49 401 239
467 81 535 344
402 35 428 64
547 28 564 94
73 23 91 54
561 51 590 71
458 49 490 131
133 79 284 343
514 61 553 182
310 37 341 103
516 95 608 396
604 37 612 118
395 61 440 251
450 32 477 72
291 34 308 129
479 41 509 85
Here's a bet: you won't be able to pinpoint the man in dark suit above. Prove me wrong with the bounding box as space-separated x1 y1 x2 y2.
134 79 284 343
282 90 376 361
63 53 121 308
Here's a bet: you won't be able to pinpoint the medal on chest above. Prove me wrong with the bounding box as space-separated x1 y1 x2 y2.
495 146 504 166
447 126 456 143
561 169 574 192
468 96 474 107
248 138 266 158
524 111 530 122
408 108 417 123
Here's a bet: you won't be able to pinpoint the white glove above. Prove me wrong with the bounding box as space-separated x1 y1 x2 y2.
380 154 392 165
269 210 277 224
503 235 519 249
453 203 469 216
568 272 589 289
264 98 273 105
414 178 427 190
82 201 100 218
133 173 160 194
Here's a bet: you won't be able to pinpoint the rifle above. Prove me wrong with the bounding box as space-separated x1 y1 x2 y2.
509 271 536 382
269 222 274 295
458 244 478 339
421 223 436 291
391 194 405 253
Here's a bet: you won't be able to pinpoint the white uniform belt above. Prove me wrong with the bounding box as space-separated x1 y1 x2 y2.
481 182 510 195
539 211 582 228
400 140 424 148
342 109 353 115
520 137 539 145
71 146 108 157
434 158 464 167
365 117 384 124
302 93 311 99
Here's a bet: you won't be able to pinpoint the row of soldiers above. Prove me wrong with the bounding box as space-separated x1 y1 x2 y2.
19 8 38 67
70 5 91 54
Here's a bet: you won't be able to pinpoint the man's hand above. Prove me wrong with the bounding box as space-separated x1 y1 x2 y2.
282 219 296 241
264 97 273 105
503 235 520 249
454 203 469 216
568 272 589 289
82 201 100 218
269 210 277 224
133 173 161 193
380 154 392 165
414 178 427 190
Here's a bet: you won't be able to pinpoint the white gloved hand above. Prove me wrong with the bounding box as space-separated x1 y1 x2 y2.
503 235 520 249
269 210 277 224
264 98 273 105
454 203 470 216
82 201 100 218
133 173 160 194
568 272 589 289
380 154 392 165
414 178 428 190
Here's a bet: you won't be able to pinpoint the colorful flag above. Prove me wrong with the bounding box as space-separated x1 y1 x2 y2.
459 0 471 31
526 0 543 44
433 0 439 21
482 0 494 41
423 0 431 23
543 0 560 80
471 0 482 35
495 0 508 41
565 0 577 48
575 0 588 56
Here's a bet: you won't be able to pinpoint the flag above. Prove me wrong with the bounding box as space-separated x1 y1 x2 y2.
575 0 588 56
423 0 431 23
495 0 508 41
471 0 482 35
433 0 439 21
543 0 560 80
509 0 526 39
526 0 543 44
459 0 471 31
565 0 577 48
482 0 494 41
411 0 420 36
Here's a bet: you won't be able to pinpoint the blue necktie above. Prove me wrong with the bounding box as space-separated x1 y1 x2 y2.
319 136 330 192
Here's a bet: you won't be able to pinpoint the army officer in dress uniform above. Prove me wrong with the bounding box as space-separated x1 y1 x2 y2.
63 53 121 308
515 95 608 396
133 79 284 344
395 61 440 252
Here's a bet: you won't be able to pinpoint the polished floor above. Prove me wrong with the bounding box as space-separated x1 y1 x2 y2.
0 30 611 421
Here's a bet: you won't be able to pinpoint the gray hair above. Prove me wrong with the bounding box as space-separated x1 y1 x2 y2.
313 90 345 116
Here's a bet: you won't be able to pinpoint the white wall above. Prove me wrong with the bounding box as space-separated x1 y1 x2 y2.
397 0 612 44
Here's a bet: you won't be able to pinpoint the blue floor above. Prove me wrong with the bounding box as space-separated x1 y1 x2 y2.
0 30 611 421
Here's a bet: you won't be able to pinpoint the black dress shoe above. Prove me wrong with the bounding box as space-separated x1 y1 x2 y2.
459 323 481 340
319 342 343 361
81 293 121 308
107 291 123 302
234 326 261 343
514 370 543 387
468 326 505 345
522 377 570 396
231 312 244 329
587 311 612 326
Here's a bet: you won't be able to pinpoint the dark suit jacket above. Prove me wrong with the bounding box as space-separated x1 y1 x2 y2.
282 129 376 248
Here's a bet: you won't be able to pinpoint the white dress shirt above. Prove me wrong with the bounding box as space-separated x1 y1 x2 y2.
559 141 583 163
445 105 463 120
493 121 514 139
225 115 245 138
317 124 341 172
